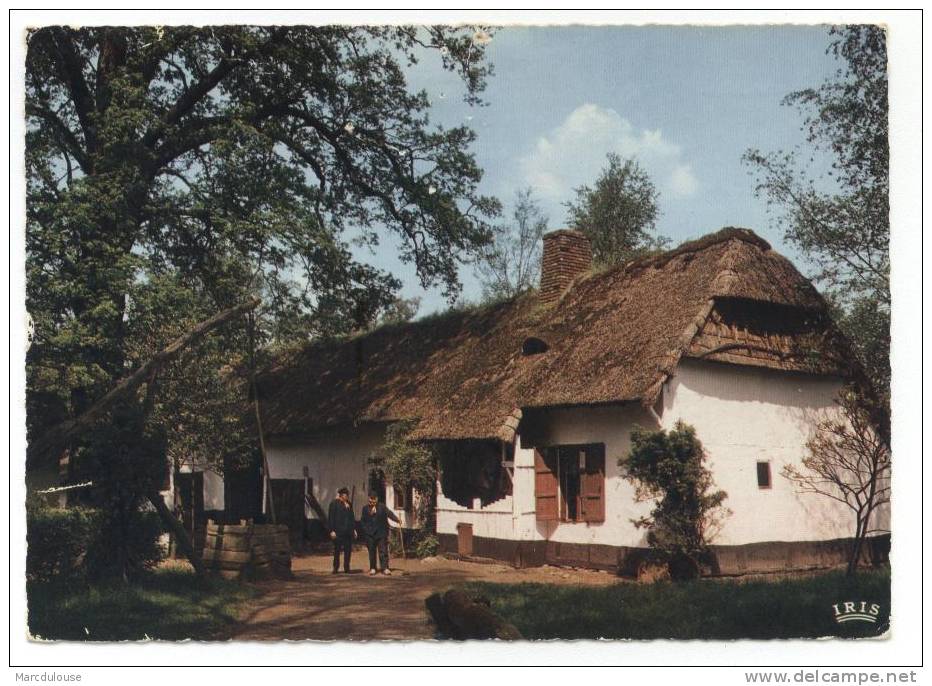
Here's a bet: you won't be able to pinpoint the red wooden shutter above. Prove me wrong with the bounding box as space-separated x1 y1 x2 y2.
534 448 559 521
581 445 605 523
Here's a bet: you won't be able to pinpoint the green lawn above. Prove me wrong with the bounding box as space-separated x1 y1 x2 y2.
460 568 890 640
27 565 258 641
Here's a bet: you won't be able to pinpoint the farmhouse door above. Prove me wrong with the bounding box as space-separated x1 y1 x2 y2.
175 471 204 533
534 449 559 521
224 454 261 523
270 478 306 546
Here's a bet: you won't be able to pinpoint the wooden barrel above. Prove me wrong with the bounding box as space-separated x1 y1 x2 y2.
202 521 293 579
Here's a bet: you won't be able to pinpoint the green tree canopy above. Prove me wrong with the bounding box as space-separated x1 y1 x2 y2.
565 153 666 267
25 25 500 446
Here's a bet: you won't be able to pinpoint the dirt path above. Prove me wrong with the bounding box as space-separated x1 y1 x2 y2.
229 551 623 641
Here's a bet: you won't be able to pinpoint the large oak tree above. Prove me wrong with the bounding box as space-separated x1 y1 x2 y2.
26 25 500 445
25 26 500 576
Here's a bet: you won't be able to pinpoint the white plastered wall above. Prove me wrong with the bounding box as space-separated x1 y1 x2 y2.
177 460 225 513
436 404 657 548
265 424 417 528
663 359 890 545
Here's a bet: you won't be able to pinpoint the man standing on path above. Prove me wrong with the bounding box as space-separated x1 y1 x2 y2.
328 487 357 573
360 490 400 576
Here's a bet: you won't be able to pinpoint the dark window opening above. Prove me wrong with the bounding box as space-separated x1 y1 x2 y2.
393 482 414 511
438 441 513 508
756 461 772 489
368 468 386 502
522 337 549 356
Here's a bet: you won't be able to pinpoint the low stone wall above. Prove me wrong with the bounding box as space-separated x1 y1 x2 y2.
203 520 292 580
437 533 890 577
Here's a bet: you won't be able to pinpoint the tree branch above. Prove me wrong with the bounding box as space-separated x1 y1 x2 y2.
27 296 261 466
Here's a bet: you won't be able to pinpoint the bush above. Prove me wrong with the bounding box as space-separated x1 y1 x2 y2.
84 509 165 579
26 500 165 582
624 421 729 579
26 502 101 583
414 534 439 558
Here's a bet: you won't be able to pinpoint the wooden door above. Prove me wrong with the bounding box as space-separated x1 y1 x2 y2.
270 478 306 544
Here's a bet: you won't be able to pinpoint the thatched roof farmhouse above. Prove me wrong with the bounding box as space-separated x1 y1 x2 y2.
209 227 887 576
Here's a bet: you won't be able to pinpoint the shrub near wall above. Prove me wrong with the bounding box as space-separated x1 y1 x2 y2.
26 501 165 582
26 502 102 582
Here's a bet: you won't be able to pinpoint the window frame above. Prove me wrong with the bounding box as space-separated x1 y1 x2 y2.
538 443 606 524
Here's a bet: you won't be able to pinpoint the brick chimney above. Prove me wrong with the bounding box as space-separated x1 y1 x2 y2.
539 229 592 305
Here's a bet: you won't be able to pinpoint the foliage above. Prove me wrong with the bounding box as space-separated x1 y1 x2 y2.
387 529 439 558
565 153 667 266
782 387 891 576
25 26 500 552
374 296 422 328
27 564 256 640
476 187 548 300
369 420 437 530
743 25 889 413
26 501 101 582
413 533 440 558
623 422 729 578
26 499 163 583
459 568 890 640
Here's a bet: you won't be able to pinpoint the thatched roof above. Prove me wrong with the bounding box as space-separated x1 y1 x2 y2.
257 227 840 442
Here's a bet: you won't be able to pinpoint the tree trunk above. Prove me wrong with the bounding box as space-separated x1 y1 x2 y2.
147 488 205 577
847 517 867 577
426 590 522 640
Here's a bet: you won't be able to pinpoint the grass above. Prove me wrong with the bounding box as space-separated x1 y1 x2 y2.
459 568 891 640
27 564 258 641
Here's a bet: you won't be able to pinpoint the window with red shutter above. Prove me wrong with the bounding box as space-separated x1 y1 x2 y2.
539 442 607 523
580 445 605 523
534 448 559 521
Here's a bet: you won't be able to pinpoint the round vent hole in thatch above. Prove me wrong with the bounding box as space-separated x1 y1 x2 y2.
522 337 549 356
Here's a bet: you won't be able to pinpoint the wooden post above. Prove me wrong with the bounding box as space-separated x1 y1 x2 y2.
397 525 406 559
247 311 276 524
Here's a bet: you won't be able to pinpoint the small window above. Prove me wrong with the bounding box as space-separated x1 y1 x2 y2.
536 443 605 523
393 483 414 511
756 461 772 489
522 337 549 356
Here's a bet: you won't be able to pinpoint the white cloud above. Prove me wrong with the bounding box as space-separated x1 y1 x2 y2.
517 103 698 218
669 163 699 197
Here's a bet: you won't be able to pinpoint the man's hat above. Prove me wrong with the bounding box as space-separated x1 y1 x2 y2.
337 487 349 495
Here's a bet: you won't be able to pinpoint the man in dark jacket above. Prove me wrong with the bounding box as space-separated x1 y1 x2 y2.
360 491 400 575
327 487 357 573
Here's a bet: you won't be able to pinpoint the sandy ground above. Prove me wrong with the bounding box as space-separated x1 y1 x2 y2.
227 550 624 641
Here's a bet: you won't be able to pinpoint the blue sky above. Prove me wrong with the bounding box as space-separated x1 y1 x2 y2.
353 25 842 315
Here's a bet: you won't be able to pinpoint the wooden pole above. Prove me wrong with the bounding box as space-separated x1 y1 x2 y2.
247 311 276 524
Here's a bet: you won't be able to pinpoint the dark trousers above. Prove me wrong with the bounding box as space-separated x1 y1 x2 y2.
366 535 389 571
332 534 352 572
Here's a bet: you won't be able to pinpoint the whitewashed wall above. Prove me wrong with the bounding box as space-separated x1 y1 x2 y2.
260 359 888 550
265 424 417 528
663 359 889 545
436 404 657 548
177 461 224 512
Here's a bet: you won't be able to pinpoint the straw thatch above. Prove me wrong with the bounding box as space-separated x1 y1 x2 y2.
256 228 842 442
